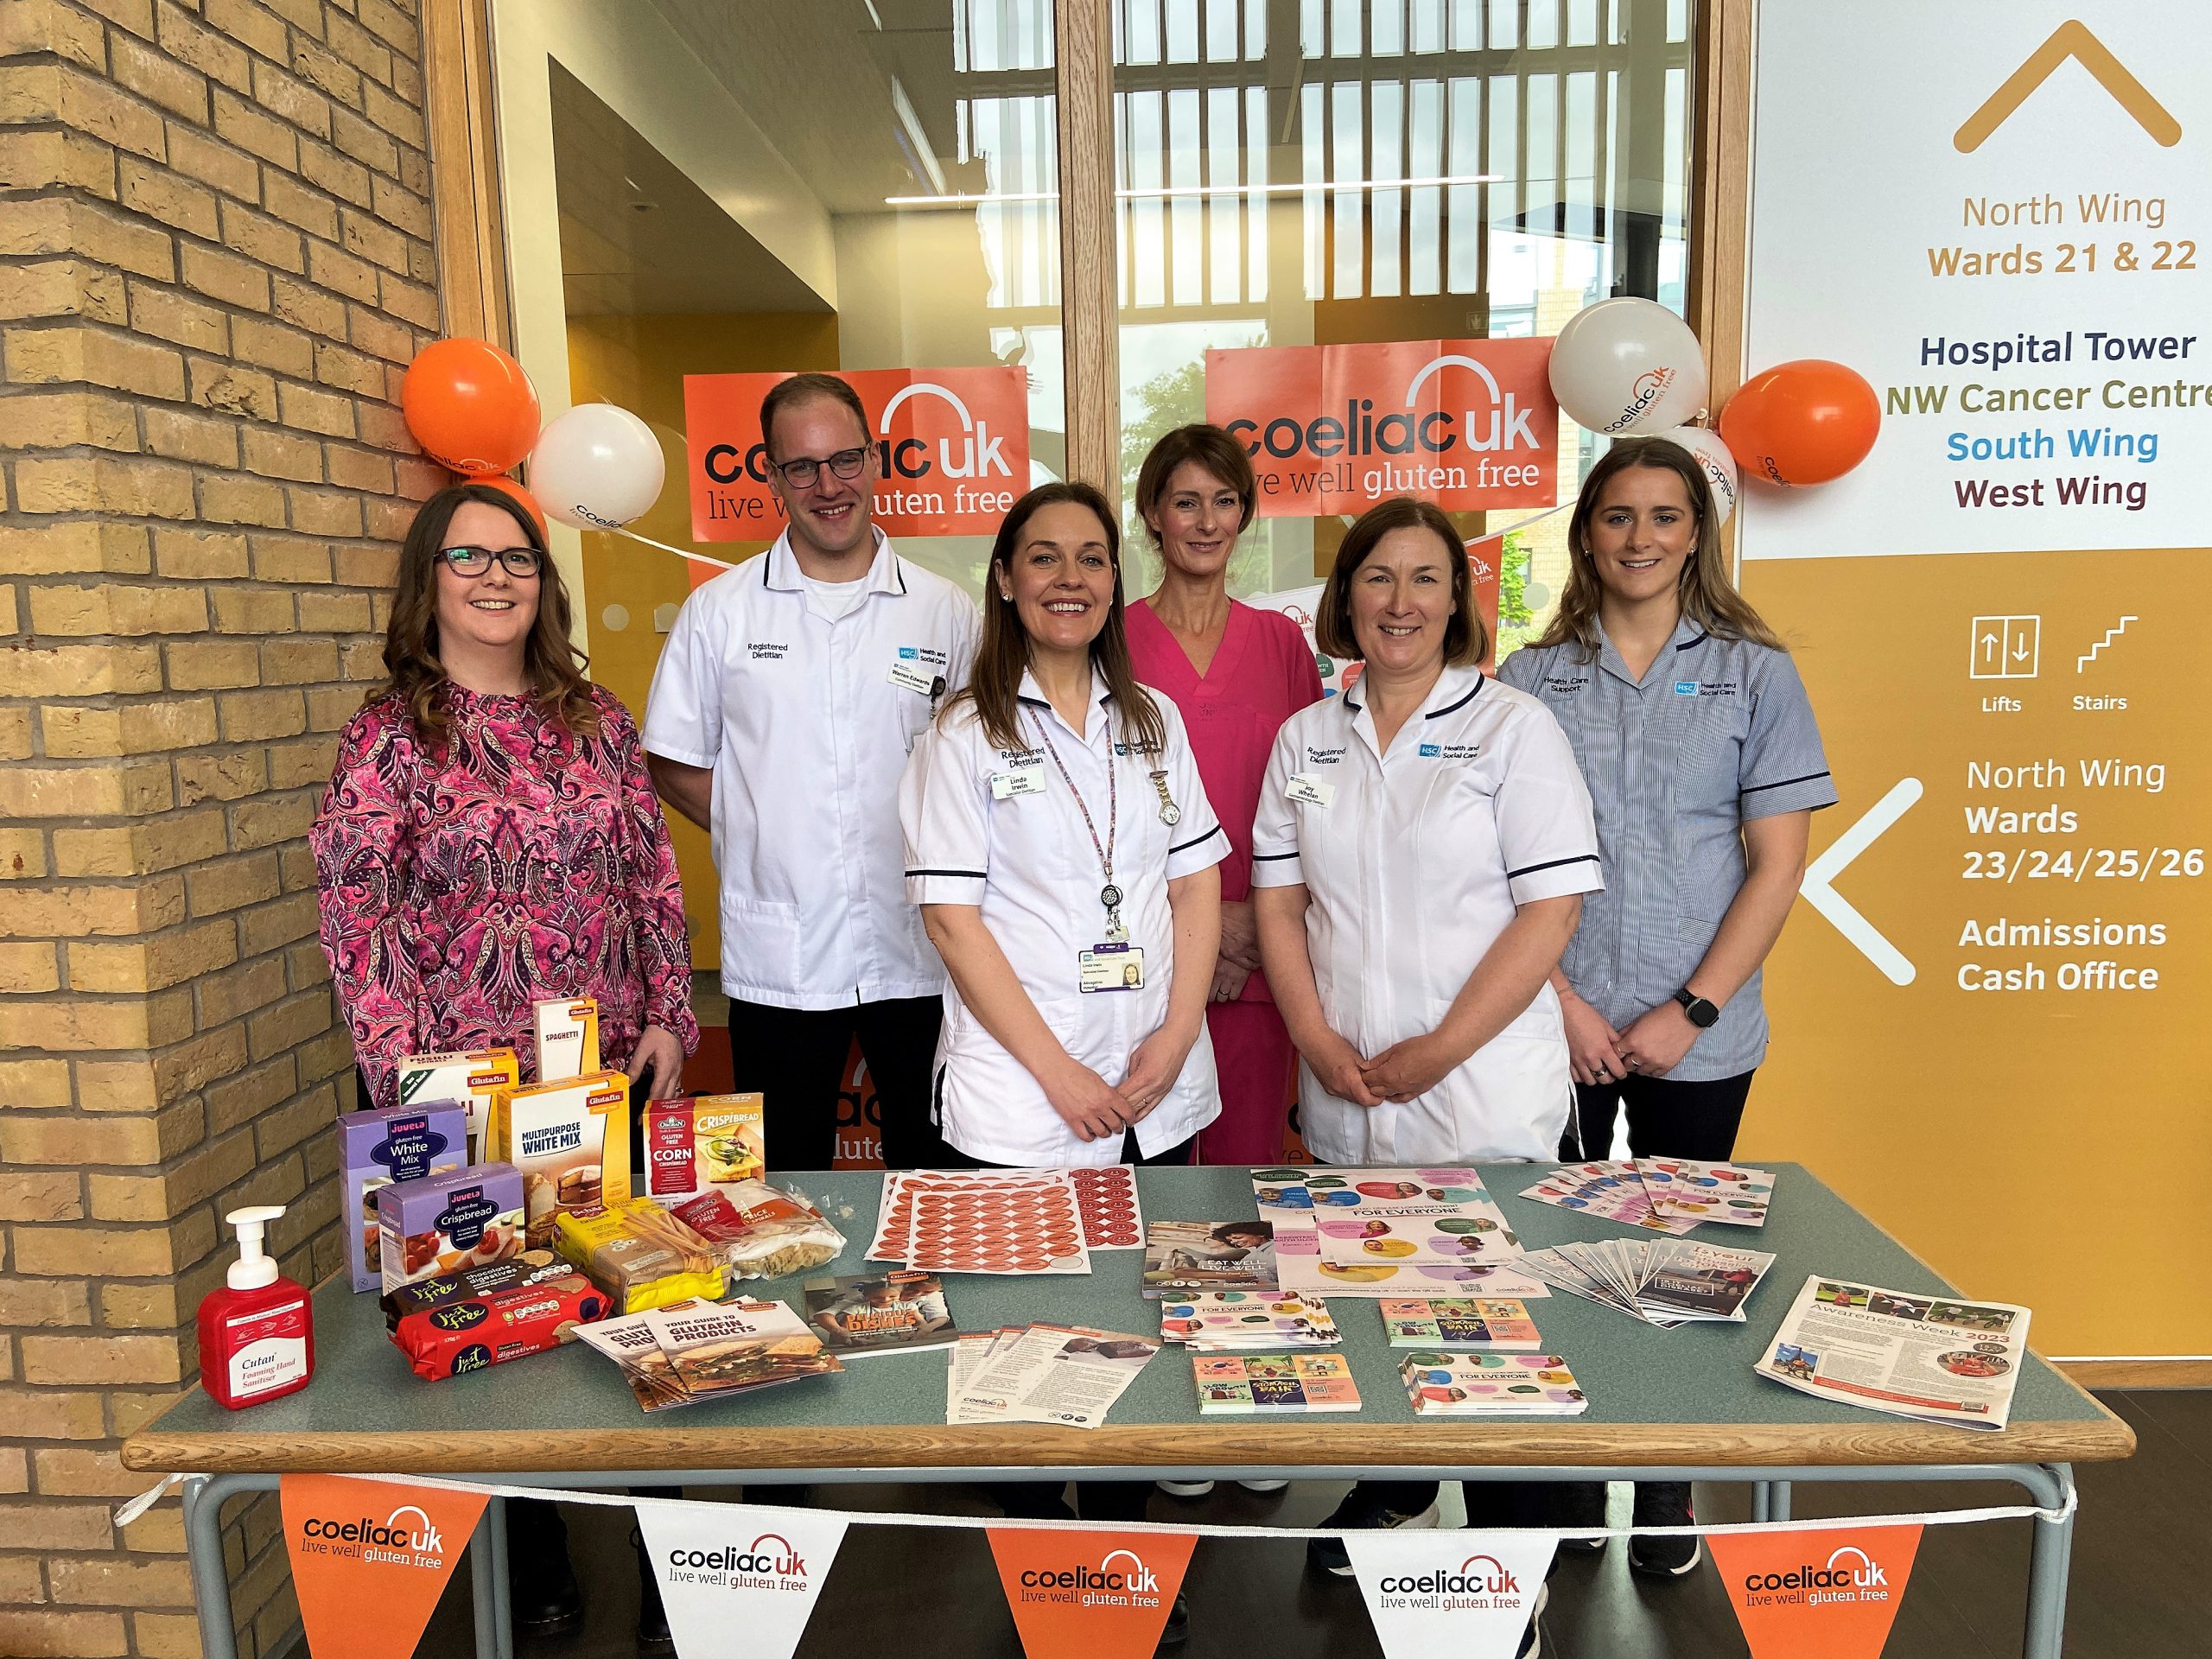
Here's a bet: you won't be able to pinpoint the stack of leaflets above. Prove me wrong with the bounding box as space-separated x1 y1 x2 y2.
1516 1239 1776 1327
575 1299 842 1411
1251 1166 1547 1299
1159 1291 1339 1350
1378 1297 1544 1350
1520 1160 1776 1234
1754 1276 2030 1431
1195 1351 1360 1413
1401 1352 1587 1416
802 1271 961 1358
1141 1219 1278 1295
946 1323 1160 1428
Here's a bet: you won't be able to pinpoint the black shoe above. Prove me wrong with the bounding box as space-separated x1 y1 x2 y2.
1156 1588 1189 1649
1627 1482 1702 1578
1518 1583 1547 1657
1549 1480 1609 1554
509 1548 584 1637
1305 1487 1440 1579
632 1525 674 1653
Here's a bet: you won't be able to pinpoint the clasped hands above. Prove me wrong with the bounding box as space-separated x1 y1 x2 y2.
1045 1018 1202 1142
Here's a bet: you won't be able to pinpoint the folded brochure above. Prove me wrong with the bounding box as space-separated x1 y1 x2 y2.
803 1270 961 1357
575 1298 842 1411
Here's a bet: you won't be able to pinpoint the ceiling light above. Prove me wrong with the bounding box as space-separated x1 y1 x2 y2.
886 173 1503 207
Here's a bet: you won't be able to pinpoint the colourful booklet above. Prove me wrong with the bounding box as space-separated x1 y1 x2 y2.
803 1271 959 1357
1377 1297 1543 1351
1194 1351 1361 1414
1159 1291 1339 1350
1400 1352 1588 1416
1141 1219 1278 1295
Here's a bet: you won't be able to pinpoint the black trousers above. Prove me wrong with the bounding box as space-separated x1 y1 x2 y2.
724 994 946 1171
1560 1068 1758 1164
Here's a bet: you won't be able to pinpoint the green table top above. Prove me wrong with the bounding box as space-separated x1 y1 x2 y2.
124 1163 2131 1477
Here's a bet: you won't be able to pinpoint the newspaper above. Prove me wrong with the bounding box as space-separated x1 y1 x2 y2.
1753 1274 2030 1431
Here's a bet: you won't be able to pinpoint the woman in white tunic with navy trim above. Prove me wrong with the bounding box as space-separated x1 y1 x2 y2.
1251 497 1600 1608
899 480 1225 1171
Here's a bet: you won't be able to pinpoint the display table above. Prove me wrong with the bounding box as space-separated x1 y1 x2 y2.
124 1164 2131 1659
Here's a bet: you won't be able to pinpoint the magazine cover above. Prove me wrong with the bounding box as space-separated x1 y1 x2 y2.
1141 1219 1278 1294
1194 1351 1361 1414
1753 1275 2029 1431
1377 1297 1544 1350
803 1271 958 1357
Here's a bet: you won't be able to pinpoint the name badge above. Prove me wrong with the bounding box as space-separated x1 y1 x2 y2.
889 659 942 697
991 766 1047 800
1079 943 1145 993
1286 772 1336 808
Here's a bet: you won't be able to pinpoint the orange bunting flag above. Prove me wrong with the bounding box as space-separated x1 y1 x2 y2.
1706 1523 1923 1659
988 1527 1198 1659
281 1475 486 1659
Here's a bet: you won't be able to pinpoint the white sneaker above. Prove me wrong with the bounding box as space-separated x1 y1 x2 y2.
1155 1478 1214 1497
1236 1479 1288 1493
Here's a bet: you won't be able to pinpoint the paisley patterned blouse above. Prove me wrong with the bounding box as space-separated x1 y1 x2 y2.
311 682 699 1109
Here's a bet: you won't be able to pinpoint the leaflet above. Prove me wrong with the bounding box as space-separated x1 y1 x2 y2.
1271 1222 1550 1300
1516 1238 1775 1327
1251 1166 1522 1250
574 1298 842 1411
1517 1162 1700 1235
803 1271 961 1358
1159 1291 1340 1350
1141 1219 1280 1295
1377 1297 1544 1351
1753 1275 2029 1432
1636 1159 1775 1228
1401 1351 1588 1416
948 1322 1160 1429
1194 1351 1361 1414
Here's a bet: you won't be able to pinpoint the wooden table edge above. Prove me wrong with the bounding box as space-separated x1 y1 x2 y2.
121 1413 2135 1476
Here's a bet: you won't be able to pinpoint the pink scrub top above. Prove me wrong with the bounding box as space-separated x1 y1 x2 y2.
1127 597 1325 1004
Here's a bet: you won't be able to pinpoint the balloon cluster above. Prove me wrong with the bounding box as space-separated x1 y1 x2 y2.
1546 298 1880 503
398 339 665 533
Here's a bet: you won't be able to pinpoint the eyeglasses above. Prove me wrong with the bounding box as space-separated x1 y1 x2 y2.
438 546 543 577
770 446 870 488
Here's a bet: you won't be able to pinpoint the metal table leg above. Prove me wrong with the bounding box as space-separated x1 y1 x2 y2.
2022 1465 2076 1659
1751 1480 1771 1522
468 1506 498 1659
1770 1478 1793 1521
182 1476 241 1659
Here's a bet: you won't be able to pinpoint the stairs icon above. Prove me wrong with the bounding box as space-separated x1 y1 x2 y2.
2076 617 2138 672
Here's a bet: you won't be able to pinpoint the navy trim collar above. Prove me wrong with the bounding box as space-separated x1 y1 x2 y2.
1425 673 1486 719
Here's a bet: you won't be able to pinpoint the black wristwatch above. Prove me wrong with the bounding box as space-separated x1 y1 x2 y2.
1674 987 1720 1029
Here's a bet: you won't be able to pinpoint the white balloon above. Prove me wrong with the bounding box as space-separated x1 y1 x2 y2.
526 403 664 531
1548 298 1709 435
1643 424 1739 528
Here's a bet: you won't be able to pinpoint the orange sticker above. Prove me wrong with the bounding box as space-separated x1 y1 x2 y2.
1205 340 1559 515
988 1527 1198 1659
1706 1524 1923 1659
282 1476 487 1659
685 368 1031 541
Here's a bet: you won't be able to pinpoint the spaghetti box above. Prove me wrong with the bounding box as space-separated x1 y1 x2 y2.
376 1162 525 1295
337 1103 469 1293
532 997 601 1083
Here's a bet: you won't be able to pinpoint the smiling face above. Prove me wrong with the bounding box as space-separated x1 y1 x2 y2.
766 393 878 562
1347 524 1457 677
1583 461 1700 609
433 500 539 664
1144 460 1244 582
999 498 1117 659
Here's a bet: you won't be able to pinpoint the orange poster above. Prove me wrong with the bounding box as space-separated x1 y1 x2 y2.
1706 1524 1923 1659
281 1475 486 1659
684 367 1031 541
1205 340 1557 516
988 1528 1198 1659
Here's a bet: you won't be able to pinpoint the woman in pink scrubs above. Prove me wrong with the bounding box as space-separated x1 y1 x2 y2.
1127 425 1325 1165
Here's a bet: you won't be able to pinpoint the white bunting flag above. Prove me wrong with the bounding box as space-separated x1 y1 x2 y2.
632 1498 851 1659
1344 1529 1559 1659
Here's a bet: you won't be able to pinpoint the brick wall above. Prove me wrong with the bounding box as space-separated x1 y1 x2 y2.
0 1 441 1655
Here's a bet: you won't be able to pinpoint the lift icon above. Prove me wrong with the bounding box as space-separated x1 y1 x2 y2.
1969 615 2038 680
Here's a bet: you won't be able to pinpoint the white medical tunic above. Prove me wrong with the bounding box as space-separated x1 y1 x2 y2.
1250 663 1604 1164
643 531 980 1010
899 671 1227 1166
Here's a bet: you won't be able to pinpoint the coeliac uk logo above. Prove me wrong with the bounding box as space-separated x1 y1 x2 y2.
1017 1546 1165 1609
665 1531 812 1592
1740 1544 1895 1608
296 1503 448 1567
1376 1551 1529 1611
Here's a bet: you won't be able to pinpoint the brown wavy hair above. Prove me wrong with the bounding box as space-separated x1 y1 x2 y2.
1314 497 1485 667
956 481 1166 755
1133 423 1257 543
1532 436 1784 658
372 481 597 747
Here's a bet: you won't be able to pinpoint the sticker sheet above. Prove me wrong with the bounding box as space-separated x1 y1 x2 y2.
904 1175 1092 1276
872 1166 1135 1263
1066 1164 1145 1248
1635 1158 1775 1228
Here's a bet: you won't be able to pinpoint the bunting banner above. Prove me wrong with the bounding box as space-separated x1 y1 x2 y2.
279 1474 486 1659
632 1497 851 1659
1343 1529 1559 1659
1706 1523 1924 1659
988 1526 1198 1659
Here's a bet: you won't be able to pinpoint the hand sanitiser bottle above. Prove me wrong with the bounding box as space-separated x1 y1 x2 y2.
198 1205 315 1409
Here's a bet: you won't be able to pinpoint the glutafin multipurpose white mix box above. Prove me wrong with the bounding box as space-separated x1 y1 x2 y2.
490 1071 632 1246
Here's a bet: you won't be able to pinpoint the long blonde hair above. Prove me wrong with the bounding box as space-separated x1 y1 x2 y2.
1532 437 1784 658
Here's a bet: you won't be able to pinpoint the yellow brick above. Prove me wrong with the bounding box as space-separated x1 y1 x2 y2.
29 582 209 637
25 1335 188 1391
15 456 195 519
14 1213 214 1279
288 486 361 537
229 790 315 849
149 1025 250 1107
0 877 185 939
152 527 248 580
0 643 162 697
248 533 331 583
133 1611 205 1659
0 761 173 818
69 918 238 993
3 321 188 398
41 696 218 759
257 639 337 684
52 810 226 879
0 1280 92 1327
176 752 268 807
0 943 60 993
0 1058 72 1106
0 831 48 880
0 258 124 323
188 359 276 422
179 239 269 311
143 406 240 467
0 1169 81 1219
247 988 329 1059
217 688 305 741
0 391 137 451
194 955 285 1027
118 156 219 238
0 709 28 761
0 987 194 1051
128 281 230 355
0 1611 129 1657
164 639 259 692
0 520 151 577
199 474 289 529
184 852 280 918
93 1134 253 1225
110 1389 192 1441
232 314 313 378
0 1386 106 1440
33 1446 156 1499
164 116 259 196
267 734 339 791
210 587 294 634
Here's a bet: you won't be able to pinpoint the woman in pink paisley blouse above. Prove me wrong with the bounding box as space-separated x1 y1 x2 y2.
312 481 699 1113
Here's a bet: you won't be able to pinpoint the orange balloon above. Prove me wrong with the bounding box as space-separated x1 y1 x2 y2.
1719 359 1880 487
402 339 541 476
468 474 549 542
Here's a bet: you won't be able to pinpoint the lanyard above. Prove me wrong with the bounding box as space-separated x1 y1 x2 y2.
1028 709 1126 943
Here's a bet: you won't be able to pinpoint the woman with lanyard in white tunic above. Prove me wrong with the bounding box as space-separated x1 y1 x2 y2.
1250 499 1601 1649
1497 435 1836 1577
899 480 1224 1625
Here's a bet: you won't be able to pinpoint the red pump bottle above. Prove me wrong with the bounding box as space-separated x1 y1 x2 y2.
197 1205 315 1409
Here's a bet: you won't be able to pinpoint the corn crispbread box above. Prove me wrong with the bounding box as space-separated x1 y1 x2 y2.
641 1093 765 1201
489 1071 632 1245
